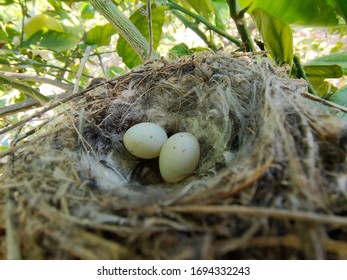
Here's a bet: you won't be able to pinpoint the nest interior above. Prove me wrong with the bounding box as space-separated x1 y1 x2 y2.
1 51 347 259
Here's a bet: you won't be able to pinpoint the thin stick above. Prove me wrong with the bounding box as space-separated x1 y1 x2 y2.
5 190 22 259
227 0 256 51
167 205 347 227
0 80 107 136
146 0 153 60
303 92 347 114
73 46 93 94
167 0 243 47
0 72 72 91
171 10 217 51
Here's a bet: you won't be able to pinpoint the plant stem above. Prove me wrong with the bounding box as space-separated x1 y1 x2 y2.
293 55 318 96
167 0 242 48
171 10 217 51
18 0 26 48
73 45 93 94
0 71 72 91
90 0 159 61
303 92 347 113
0 74 50 104
227 0 256 52
146 0 153 60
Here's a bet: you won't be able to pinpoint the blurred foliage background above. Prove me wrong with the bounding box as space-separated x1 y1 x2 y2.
0 0 347 150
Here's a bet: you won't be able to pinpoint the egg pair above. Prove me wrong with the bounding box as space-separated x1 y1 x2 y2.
123 122 200 183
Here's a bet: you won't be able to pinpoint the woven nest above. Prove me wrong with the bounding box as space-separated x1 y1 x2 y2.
1 51 347 259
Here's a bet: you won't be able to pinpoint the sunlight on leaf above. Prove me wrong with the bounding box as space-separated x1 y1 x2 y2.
24 14 64 38
239 0 339 26
253 8 293 66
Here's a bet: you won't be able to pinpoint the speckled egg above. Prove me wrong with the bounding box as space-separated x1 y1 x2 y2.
159 132 200 183
123 122 168 159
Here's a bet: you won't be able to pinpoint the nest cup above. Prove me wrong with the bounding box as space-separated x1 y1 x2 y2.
1 51 347 259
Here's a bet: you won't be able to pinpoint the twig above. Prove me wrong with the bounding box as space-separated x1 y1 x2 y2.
303 92 347 114
0 98 41 118
90 0 159 61
18 0 26 47
167 0 243 48
221 234 347 257
73 45 93 94
0 80 106 136
167 205 347 226
171 10 217 51
146 0 153 60
0 74 50 104
0 94 75 119
9 56 92 78
96 53 106 76
294 55 318 96
5 189 22 259
227 0 256 52
0 71 72 91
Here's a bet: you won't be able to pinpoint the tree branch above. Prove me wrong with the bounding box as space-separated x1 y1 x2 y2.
73 45 93 94
146 0 153 60
227 0 256 52
90 0 159 61
0 71 72 91
167 0 243 48
0 74 50 104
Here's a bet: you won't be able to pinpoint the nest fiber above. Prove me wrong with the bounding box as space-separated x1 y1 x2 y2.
1 51 347 259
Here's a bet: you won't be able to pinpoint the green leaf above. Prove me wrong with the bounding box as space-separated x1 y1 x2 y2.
239 0 339 26
328 84 347 107
85 23 116 47
303 65 343 97
326 0 347 24
183 0 215 20
0 0 14 5
117 4 165 68
306 52 347 75
0 27 9 44
212 0 230 31
253 8 293 66
24 30 80 52
106 66 126 78
0 74 50 104
168 43 190 59
24 14 64 38
13 92 27 103
5 26 21 40
308 78 338 97
304 65 344 79
80 2 95 19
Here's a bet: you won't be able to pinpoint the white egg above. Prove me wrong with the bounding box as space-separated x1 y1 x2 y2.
123 122 168 159
159 132 200 183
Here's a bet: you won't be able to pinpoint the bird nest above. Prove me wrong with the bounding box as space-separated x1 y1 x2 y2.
1 51 347 259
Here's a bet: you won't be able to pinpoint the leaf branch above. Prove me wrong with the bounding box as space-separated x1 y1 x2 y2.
90 0 159 61
167 0 243 48
0 72 72 91
171 10 218 51
227 0 256 52
0 74 50 104
146 0 153 60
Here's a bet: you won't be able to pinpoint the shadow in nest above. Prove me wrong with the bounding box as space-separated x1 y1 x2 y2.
1 51 347 260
